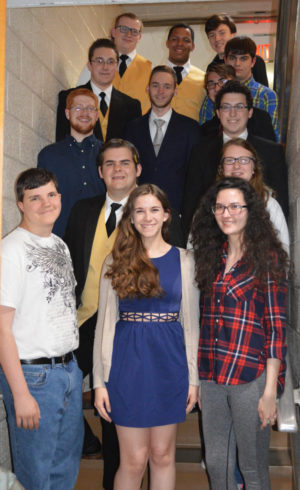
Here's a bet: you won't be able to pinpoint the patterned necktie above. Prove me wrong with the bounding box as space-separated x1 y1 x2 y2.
106 203 122 237
99 92 108 117
173 66 184 85
153 119 165 156
119 54 129 77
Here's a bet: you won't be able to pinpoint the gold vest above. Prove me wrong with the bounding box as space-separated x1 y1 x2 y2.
77 205 117 326
98 106 110 141
113 54 152 115
171 65 206 122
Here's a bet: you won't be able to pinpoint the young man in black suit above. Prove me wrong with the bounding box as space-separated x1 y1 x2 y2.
183 81 288 233
125 65 200 213
64 139 184 490
56 39 141 142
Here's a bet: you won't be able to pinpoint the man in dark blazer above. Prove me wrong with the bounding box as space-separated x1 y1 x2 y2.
64 139 184 490
183 81 288 233
125 65 201 212
56 38 141 142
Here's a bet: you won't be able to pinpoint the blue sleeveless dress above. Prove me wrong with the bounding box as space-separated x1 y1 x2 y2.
106 247 189 427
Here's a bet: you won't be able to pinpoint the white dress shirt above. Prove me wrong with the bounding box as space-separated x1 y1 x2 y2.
149 108 173 142
166 59 191 81
90 81 113 107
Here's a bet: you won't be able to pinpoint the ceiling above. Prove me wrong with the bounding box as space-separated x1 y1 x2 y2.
120 0 279 26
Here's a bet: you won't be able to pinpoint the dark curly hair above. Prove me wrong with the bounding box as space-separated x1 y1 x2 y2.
191 177 289 293
105 184 171 299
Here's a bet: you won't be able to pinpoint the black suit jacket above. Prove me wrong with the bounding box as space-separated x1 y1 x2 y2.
125 110 200 211
200 107 276 142
56 81 141 142
64 194 185 308
182 134 288 233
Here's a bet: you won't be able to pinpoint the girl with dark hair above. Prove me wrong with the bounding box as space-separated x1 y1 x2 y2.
191 177 288 490
218 138 289 253
93 184 199 490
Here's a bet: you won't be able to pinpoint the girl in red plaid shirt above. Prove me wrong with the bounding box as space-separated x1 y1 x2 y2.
191 177 289 490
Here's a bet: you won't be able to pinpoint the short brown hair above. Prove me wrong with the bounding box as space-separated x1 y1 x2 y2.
204 63 236 88
114 12 143 31
88 38 118 63
97 138 140 168
66 88 98 110
149 65 177 87
205 14 236 35
16 168 58 202
225 36 257 59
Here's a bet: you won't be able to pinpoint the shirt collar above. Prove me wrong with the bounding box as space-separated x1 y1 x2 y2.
105 193 129 212
90 81 113 99
223 128 248 143
66 133 97 148
166 59 191 78
119 49 136 63
149 107 173 124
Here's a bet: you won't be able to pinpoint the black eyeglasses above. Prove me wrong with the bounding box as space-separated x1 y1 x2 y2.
212 203 248 215
116 25 141 37
206 79 228 90
222 156 256 166
219 103 249 112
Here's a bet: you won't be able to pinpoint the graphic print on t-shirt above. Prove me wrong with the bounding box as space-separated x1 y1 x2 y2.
25 237 76 312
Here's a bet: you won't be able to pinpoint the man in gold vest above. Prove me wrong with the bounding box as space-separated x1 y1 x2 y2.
111 13 152 114
166 23 206 122
77 13 152 115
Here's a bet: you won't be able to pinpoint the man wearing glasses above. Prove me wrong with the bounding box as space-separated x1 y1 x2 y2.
38 88 105 238
111 13 152 114
56 38 141 143
182 81 288 233
77 14 151 115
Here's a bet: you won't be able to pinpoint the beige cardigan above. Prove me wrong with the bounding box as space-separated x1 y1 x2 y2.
93 247 200 388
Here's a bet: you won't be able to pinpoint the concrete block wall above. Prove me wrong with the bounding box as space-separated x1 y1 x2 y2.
3 4 122 237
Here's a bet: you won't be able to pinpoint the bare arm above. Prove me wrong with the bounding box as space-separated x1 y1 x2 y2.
0 306 40 430
258 358 281 429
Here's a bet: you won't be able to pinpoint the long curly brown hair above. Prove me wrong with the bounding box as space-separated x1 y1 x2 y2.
105 184 171 299
191 178 289 293
217 138 275 204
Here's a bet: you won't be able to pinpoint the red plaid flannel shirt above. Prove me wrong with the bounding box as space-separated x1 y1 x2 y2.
198 245 287 392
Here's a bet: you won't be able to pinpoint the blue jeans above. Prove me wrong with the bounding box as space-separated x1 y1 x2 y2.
0 359 84 490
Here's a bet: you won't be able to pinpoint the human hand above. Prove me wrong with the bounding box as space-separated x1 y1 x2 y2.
14 392 41 430
258 392 277 430
94 387 112 422
186 385 199 413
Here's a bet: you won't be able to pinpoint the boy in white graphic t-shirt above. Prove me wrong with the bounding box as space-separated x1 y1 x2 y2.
0 168 83 489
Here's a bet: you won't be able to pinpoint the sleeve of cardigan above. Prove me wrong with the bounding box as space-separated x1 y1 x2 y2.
180 249 200 386
93 255 114 388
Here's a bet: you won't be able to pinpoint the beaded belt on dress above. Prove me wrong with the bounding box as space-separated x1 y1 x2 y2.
119 312 179 322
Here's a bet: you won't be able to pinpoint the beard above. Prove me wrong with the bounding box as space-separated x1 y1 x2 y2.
149 93 174 109
70 120 96 135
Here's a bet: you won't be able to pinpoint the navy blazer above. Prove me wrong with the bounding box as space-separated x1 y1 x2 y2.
125 110 201 212
182 133 289 233
56 81 141 142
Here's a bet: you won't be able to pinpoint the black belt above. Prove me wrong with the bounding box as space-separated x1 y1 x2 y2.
20 351 74 365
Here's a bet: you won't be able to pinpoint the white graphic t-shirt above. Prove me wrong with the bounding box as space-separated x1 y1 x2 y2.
1 227 79 359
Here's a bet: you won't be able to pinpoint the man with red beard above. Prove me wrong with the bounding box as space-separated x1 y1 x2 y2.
38 88 105 237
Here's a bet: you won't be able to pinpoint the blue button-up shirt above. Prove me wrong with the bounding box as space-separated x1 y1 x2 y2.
38 134 105 237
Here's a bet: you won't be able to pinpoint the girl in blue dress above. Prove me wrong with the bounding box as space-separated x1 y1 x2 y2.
93 184 199 490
